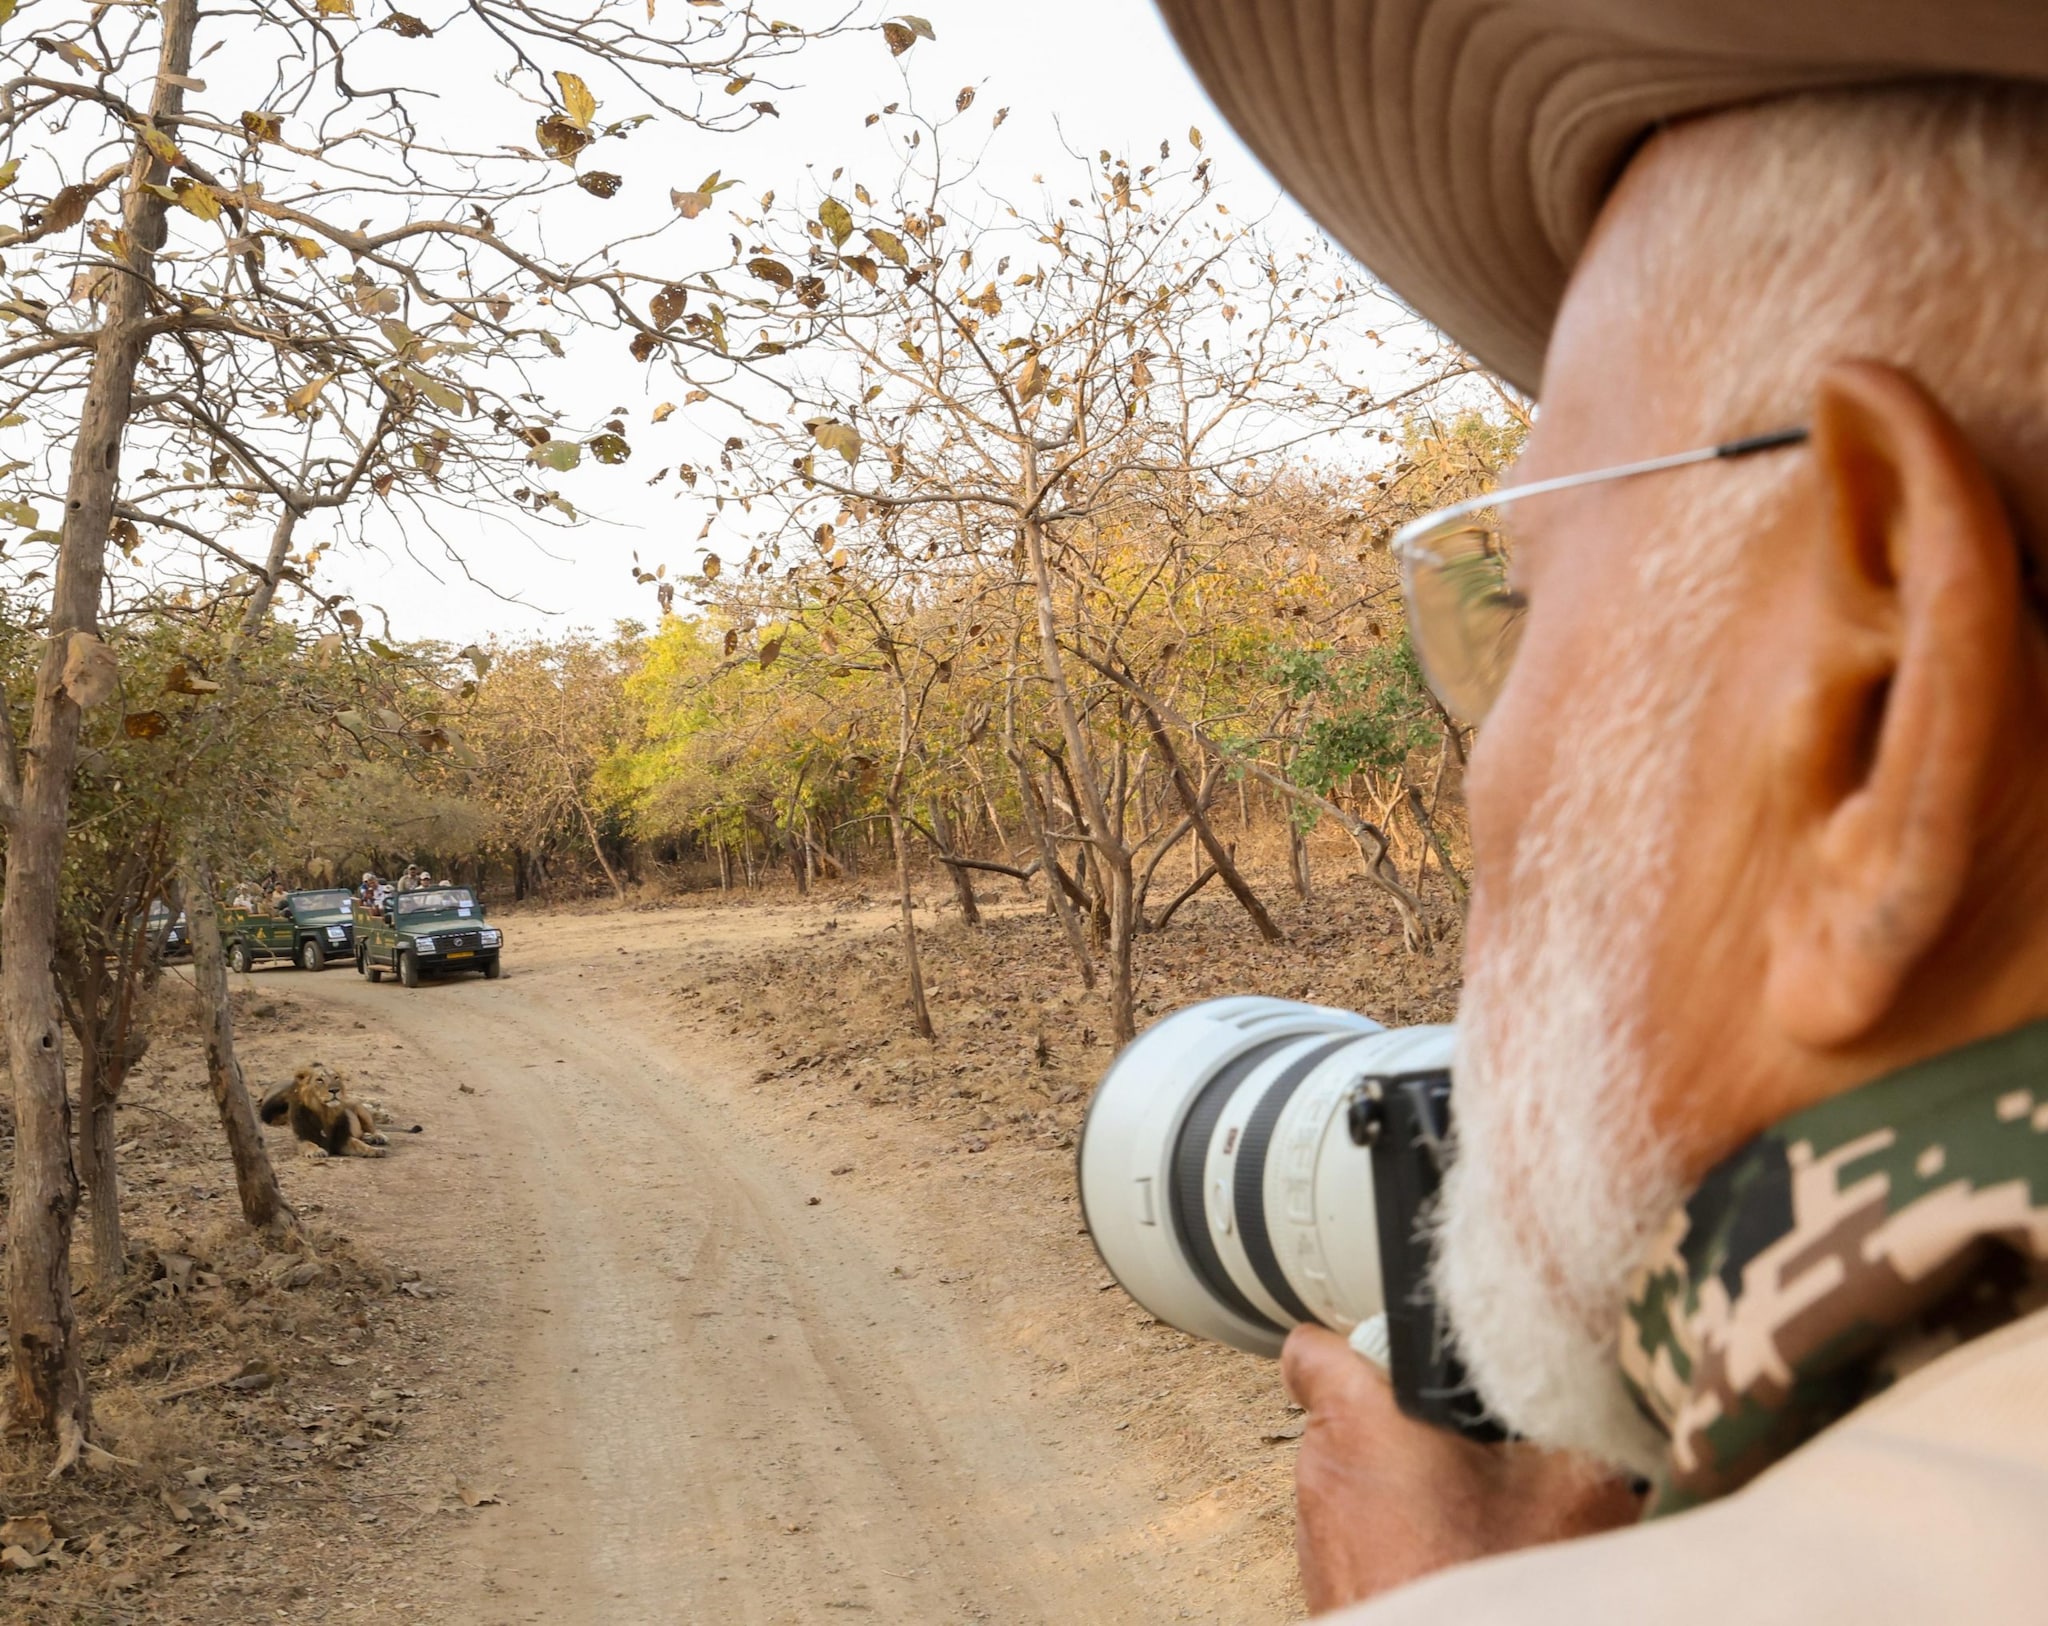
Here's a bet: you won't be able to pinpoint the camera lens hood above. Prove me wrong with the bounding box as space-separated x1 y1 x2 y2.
1079 996 1455 1356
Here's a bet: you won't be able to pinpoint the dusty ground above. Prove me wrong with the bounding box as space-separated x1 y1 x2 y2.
3 855 1462 1624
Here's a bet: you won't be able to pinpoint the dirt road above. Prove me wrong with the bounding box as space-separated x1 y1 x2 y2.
272 906 1295 1625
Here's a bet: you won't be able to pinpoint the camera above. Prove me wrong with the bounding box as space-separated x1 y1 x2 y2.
1078 997 1499 1439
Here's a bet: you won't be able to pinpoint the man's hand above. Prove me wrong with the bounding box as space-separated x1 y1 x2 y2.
1283 1325 1645 1615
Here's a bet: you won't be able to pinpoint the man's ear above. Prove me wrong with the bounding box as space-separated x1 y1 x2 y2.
1764 362 2018 1049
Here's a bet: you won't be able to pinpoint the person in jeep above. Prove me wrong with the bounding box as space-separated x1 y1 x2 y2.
358 884 503 987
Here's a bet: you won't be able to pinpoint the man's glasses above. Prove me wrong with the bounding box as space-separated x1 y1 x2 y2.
1389 428 1811 726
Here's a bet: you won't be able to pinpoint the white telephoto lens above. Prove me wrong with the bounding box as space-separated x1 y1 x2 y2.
1078 997 1456 1356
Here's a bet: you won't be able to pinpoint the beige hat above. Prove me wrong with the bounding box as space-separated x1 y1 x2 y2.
1155 0 2048 393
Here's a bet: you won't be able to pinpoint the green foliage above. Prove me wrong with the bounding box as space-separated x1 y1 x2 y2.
1278 635 1440 797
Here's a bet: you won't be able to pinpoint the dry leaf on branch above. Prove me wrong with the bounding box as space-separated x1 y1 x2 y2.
61 633 119 709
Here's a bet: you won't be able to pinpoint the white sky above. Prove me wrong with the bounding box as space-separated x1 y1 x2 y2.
313 0 1324 646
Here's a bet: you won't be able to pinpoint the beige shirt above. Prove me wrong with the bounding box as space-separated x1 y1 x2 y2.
1337 1308 2048 1622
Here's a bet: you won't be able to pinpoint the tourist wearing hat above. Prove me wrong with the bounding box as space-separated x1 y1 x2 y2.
1154 0 2048 1617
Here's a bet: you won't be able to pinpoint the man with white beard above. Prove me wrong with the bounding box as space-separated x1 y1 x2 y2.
1156 2 2048 1619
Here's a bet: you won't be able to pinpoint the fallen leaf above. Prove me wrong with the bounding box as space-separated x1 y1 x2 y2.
0 1516 54 1556
225 1356 277 1392
454 1479 502 1508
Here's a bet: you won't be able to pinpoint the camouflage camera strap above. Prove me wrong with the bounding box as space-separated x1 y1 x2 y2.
1619 1018 2048 1514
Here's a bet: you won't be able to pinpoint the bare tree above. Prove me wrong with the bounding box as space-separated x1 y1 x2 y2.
0 0 877 1459
713 107 1466 1038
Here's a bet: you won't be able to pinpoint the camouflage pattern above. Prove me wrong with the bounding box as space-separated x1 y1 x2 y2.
1620 1020 2048 1513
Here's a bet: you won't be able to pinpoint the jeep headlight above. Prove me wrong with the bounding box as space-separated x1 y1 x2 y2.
326 925 346 940
481 929 502 947
413 936 436 953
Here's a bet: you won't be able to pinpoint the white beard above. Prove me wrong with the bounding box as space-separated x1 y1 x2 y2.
1431 525 1746 1476
1434 826 1678 1475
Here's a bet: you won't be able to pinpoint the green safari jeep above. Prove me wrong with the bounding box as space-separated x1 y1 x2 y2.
224 889 357 974
356 886 503 987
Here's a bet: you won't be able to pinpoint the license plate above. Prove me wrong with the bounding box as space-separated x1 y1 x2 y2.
447 950 473 960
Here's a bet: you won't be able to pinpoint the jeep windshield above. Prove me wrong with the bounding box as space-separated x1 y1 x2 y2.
287 889 354 920
392 888 478 921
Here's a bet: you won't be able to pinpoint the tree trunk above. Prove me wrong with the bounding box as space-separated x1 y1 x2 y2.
1134 698 1284 945
887 802 934 1040
182 854 293 1234
1010 750 1095 987
1289 821 1313 902
76 1020 123 1285
1150 862 1219 931
927 799 982 926
53 939 124 1284
3 0 199 1459
572 791 626 902
1018 505 1136 1038
1405 781 1467 901
1104 861 1137 1042
1088 658 1430 952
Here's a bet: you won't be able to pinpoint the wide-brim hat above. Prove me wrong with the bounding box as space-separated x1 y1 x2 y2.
1154 0 2048 393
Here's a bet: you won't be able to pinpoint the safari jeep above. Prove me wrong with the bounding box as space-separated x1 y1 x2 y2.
144 900 191 960
224 889 357 974
356 885 503 987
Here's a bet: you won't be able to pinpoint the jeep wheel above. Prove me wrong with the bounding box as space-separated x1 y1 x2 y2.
227 941 251 975
355 947 368 978
398 949 420 989
299 938 325 973
483 956 503 981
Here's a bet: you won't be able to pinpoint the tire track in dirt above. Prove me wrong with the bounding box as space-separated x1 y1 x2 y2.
278 912 1230 1625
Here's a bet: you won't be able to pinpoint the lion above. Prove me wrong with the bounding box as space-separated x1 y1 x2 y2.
258 1064 420 1159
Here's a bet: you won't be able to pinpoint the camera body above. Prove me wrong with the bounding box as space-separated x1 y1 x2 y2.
1078 997 1498 1440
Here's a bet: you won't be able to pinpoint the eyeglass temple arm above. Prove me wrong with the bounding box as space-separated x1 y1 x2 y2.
1393 426 1811 544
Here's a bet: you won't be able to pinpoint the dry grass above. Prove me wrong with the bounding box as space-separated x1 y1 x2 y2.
703 848 1465 1149
0 987 445 1624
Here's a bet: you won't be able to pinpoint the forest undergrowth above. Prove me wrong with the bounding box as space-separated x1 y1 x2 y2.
0 988 468 1624
701 839 1466 1150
